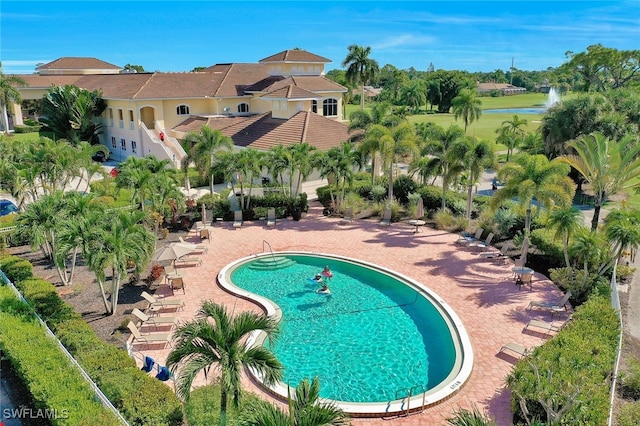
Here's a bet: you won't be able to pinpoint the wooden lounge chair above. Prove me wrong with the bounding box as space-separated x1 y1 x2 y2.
131 308 178 330
499 342 530 358
524 319 564 335
379 208 392 226
266 208 276 227
340 208 353 224
526 291 572 312
233 211 243 229
141 291 185 311
127 321 172 348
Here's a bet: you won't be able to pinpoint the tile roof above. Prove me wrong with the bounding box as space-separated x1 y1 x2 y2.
10 74 85 89
173 112 352 152
249 75 347 94
261 85 321 100
259 50 331 63
36 57 121 71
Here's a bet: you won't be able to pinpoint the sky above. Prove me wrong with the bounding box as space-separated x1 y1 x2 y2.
1 1 639 75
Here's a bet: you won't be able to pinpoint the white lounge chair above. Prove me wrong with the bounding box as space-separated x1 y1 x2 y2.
127 321 172 348
499 343 530 358
140 291 185 311
526 291 572 312
178 237 208 253
266 208 276 227
468 232 494 250
524 319 564 335
131 308 178 330
456 228 483 245
174 255 202 267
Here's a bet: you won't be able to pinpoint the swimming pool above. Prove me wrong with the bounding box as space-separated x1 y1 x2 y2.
218 252 472 416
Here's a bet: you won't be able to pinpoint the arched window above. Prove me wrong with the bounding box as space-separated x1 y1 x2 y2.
176 104 190 115
322 98 337 117
238 103 249 113
311 100 318 113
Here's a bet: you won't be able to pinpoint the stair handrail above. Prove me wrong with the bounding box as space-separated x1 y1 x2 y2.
262 240 277 266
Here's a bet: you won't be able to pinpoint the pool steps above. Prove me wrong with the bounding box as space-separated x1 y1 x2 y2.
248 256 297 270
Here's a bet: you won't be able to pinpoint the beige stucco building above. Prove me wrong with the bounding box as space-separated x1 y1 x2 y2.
10 50 352 168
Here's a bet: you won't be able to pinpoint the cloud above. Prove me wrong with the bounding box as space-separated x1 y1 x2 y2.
372 34 437 50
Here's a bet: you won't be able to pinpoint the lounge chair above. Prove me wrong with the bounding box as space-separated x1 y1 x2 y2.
233 211 243 229
499 343 530 358
132 308 178 330
524 319 564 335
379 208 392 226
266 208 276 227
340 208 353 224
479 241 511 260
162 264 182 283
178 237 208 253
455 228 483 245
468 232 494 250
127 321 172 348
141 291 185 311
526 291 572 312
175 255 202 267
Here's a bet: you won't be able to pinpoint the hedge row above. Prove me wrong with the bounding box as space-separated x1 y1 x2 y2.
0 254 183 425
0 286 119 425
507 295 619 424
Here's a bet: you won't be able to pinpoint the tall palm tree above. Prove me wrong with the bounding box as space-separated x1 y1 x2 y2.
451 88 482 133
556 132 640 231
0 63 28 134
287 142 318 197
462 137 495 221
342 45 379 110
317 141 363 211
239 377 349 426
365 122 417 202
410 124 466 210
495 115 528 161
167 301 283 426
399 79 426 113
15 191 67 260
264 145 290 193
490 153 575 235
547 206 585 267
235 148 264 211
183 126 234 195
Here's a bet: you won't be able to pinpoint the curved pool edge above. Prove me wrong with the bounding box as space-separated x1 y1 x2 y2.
217 251 474 417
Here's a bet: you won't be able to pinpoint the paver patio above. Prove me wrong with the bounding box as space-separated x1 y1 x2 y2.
130 202 570 425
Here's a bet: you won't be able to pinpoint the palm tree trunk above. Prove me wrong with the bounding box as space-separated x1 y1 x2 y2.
96 278 111 314
361 84 365 110
465 184 473 221
387 163 394 202
110 269 120 316
563 232 570 268
591 204 601 232
1 103 10 135
220 389 228 426
525 208 532 234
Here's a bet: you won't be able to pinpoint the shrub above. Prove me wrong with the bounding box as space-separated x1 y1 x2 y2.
14 124 42 133
433 209 466 232
530 228 564 266
617 265 636 283
618 401 640 426
493 207 518 237
548 267 609 307
392 175 417 205
621 357 640 399
0 255 34 283
17 278 79 328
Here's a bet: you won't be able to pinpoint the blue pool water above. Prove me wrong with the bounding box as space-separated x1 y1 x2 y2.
483 107 545 114
230 255 457 403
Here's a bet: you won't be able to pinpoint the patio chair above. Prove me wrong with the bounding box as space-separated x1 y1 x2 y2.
162 264 182 283
233 211 243 229
526 291 572 312
455 228 483 245
340 208 353 224
178 237 208 253
266 208 276 227
155 365 172 382
379 208 392 226
169 276 186 294
131 308 178 330
140 291 185 311
499 343 530 358
174 255 202 267
516 272 534 290
524 319 564 335
479 241 511 260
468 232 494 250
127 321 172 348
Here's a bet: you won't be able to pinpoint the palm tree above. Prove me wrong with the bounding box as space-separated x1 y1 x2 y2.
342 45 379 110
451 88 482 133
15 191 67 260
410 124 466 210
495 115 528 161
604 208 640 263
547 206 585 267
239 377 349 426
287 142 318 197
183 126 234 195
399 79 426 113
264 145 289 193
0 63 28 134
317 141 363 211
490 153 575 235
556 132 640 231
462 137 495 221
167 301 283 426
234 148 264 210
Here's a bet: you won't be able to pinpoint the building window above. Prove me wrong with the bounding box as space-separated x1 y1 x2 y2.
323 98 338 116
238 103 249 113
111 136 117 149
128 110 135 130
131 140 137 153
120 138 126 151
109 109 114 127
273 101 279 111
118 109 124 128
177 104 190 115
312 100 318 113
280 101 287 110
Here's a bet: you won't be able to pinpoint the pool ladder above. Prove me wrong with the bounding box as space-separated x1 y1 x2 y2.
262 240 277 266
393 384 426 417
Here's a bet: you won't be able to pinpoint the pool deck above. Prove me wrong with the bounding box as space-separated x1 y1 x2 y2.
132 202 571 425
